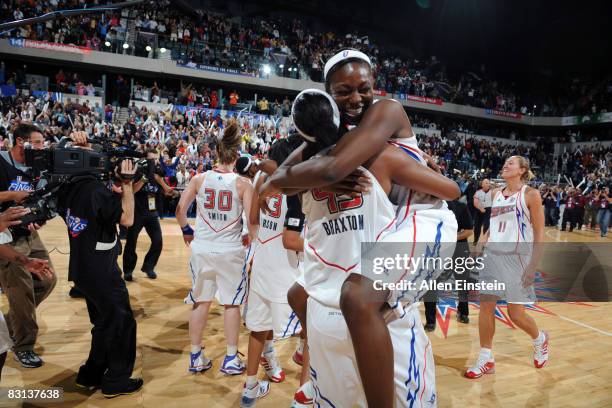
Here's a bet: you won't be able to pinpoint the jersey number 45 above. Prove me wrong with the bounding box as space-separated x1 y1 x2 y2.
312 189 363 214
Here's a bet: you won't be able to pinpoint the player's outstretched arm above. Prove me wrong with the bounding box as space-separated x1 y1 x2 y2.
269 100 406 189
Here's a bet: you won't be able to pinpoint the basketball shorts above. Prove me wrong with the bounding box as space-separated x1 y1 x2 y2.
479 250 536 304
381 207 458 309
184 242 249 306
307 298 437 408
0 314 12 354
245 288 301 339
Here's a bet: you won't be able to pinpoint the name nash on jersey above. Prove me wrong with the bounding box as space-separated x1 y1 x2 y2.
322 214 364 236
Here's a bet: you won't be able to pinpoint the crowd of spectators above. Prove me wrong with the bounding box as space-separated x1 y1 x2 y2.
3 1 611 116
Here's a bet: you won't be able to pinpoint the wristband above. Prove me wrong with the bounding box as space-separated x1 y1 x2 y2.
181 224 194 235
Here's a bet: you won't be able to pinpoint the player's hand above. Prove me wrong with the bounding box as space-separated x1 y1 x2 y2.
380 303 399 325
24 258 54 280
323 169 371 197
183 234 194 246
521 263 537 288
11 190 32 204
422 152 441 173
0 206 30 231
69 131 91 149
258 179 282 214
241 234 251 247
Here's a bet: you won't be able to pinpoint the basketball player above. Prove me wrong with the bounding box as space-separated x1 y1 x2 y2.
240 137 304 407
265 87 458 407
261 50 458 407
176 120 257 375
465 156 549 378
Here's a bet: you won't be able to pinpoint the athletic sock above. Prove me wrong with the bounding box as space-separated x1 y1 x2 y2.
191 345 201 354
479 347 493 361
263 340 274 355
532 330 545 345
227 345 238 356
246 375 258 388
296 338 304 354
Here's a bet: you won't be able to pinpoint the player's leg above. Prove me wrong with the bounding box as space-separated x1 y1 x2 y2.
340 273 393 408
240 329 271 407
287 282 308 329
465 296 497 378
507 303 549 368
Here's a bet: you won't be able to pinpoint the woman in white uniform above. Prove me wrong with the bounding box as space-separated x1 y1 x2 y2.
465 155 550 379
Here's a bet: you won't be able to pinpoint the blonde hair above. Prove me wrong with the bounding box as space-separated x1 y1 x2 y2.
512 155 535 182
216 119 241 165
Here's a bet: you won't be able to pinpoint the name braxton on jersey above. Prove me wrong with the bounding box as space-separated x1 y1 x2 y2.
322 214 365 236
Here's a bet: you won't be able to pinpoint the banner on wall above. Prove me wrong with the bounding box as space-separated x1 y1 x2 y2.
177 62 258 78
484 109 523 119
9 38 91 54
373 89 387 96
561 112 612 126
399 94 443 105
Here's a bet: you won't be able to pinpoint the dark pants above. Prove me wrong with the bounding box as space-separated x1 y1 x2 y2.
424 268 470 325
74 261 136 387
473 208 491 244
544 206 556 226
123 213 162 273
561 207 578 231
425 294 469 325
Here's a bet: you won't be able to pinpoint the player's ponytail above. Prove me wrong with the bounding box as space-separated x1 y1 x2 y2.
216 119 241 165
514 155 535 182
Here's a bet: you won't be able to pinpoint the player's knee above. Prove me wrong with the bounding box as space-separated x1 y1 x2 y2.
287 283 307 314
340 279 373 321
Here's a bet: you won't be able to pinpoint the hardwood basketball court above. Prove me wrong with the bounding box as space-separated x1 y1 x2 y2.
1 219 611 407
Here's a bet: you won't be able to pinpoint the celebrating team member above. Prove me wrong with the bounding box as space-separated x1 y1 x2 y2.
261 50 458 407
240 136 304 407
465 156 549 379
264 85 457 407
176 120 257 375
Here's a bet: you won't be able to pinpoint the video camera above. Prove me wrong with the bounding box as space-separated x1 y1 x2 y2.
19 136 145 225
25 136 145 183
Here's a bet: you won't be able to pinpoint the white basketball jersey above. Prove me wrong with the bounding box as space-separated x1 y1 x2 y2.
250 172 300 303
489 184 533 245
194 170 244 249
302 166 395 308
388 136 449 229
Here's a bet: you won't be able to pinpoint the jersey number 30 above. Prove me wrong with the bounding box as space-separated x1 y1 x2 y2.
204 188 233 211
311 189 363 214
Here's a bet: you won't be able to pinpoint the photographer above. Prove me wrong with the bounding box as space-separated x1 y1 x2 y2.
57 131 142 397
541 186 557 226
1 206 54 380
0 123 56 369
123 148 175 281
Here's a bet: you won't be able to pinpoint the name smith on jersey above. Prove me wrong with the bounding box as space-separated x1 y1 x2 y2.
322 214 364 236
